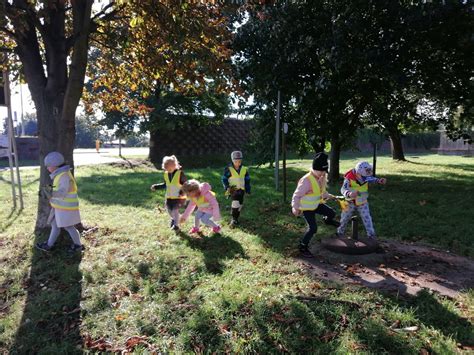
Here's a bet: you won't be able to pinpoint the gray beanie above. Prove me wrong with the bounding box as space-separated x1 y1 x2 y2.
231 151 243 160
44 151 65 167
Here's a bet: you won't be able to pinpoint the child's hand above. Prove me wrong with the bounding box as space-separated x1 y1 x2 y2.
349 191 358 199
321 192 331 200
378 178 387 185
179 216 186 224
292 208 301 216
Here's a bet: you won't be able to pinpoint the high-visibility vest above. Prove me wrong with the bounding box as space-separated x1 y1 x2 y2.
50 171 79 211
164 170 186 199
228 166 247 190
349 179 369 206
192 191 216 209
299 173 321 211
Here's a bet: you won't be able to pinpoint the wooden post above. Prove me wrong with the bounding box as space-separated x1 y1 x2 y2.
3 66 24 209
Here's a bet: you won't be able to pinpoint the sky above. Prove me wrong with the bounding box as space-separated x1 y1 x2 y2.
0 82 35 134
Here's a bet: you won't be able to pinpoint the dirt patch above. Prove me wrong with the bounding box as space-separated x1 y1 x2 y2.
109 158 154 169
299 239 474 299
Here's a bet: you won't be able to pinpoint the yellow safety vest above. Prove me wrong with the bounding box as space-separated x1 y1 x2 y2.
299 173 321 211
228 166 248 190
192 191 216 209
164 170 186 199
349 179 369 206
50 171 79 211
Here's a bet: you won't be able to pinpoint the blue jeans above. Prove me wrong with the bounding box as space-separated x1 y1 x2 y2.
195 210 218 228
301 204 336 247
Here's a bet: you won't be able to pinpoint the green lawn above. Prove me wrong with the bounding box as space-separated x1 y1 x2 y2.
0 154 473 353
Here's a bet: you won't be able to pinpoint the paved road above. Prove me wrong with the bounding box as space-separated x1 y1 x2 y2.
0 147 149 171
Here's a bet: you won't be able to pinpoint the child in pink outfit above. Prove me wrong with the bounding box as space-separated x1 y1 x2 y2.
180 179 221 234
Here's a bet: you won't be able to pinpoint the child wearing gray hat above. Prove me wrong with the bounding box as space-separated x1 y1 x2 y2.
221 151 251 227
36 152 84 254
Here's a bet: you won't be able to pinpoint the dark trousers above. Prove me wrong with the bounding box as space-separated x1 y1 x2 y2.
231 190 245 221
301 204 336 247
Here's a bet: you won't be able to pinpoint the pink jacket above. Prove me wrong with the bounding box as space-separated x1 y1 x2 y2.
182 182 221 221
291 173 327 210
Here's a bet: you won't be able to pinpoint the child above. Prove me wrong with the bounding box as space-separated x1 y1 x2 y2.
151 155 187 231
36 152 84 254
292 152 340 258
336 161 387 239
180 179 221 234
222 151 250 226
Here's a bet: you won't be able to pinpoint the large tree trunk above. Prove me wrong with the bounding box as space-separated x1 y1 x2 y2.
149 129 161 168
388 127 406 161
12 0 93 230
328 135 341 184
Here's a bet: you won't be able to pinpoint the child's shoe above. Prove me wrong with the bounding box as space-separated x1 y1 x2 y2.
212 226 222 234
172 224 180 231
36 241 53 252
190 227 200 234
230 219 239 228
170 219 175 229
299 245 314 258
67 244 85 256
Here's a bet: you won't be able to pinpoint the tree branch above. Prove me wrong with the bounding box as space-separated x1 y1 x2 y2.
0 47 14 53
91 2 116 21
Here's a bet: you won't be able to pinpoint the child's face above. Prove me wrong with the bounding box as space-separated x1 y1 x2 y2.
165 161 177 173
187 190 201 199
312 170 326 178
232 159 242 168
47 166 57 173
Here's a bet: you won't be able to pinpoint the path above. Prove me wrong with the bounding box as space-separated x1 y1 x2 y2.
0 147 149 172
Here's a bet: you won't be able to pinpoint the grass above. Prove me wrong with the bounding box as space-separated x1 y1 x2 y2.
0 154 473 353
0 159 39 168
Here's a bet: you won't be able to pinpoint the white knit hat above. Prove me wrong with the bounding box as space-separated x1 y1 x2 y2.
44 152 65 167
355 161 373 177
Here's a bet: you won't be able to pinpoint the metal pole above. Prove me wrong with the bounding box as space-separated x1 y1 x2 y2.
282 122 288 202
4 67 24 209
372 142 377 176
274 90 281 190
351 216 358 240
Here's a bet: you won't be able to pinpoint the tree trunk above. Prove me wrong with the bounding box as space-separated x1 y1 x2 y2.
11 0 93 231
388 127 406 161
149 129 161 168
328 135 341 184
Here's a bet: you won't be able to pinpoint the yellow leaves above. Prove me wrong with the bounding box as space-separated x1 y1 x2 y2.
129 16 143 28
85 0 236 116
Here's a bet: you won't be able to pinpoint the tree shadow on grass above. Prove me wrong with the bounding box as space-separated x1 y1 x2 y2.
408 289 474 347
10 231 83 354
180 293 422 354
301 252 474 350
0 209 22 233
178 231 247 274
